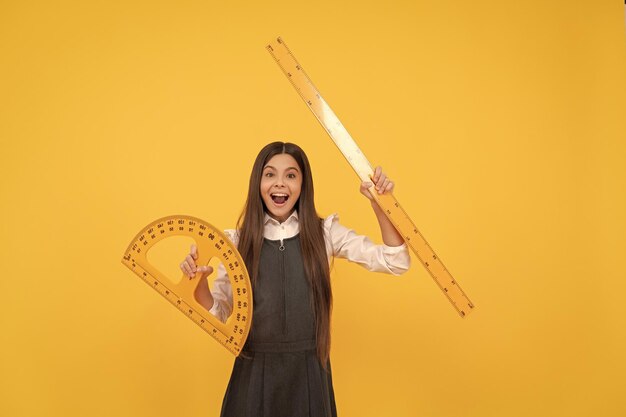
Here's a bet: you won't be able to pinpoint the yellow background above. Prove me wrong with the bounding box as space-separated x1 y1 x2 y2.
1 1 625 416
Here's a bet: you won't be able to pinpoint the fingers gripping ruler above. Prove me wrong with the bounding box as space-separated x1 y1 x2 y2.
266 37 475 318
121 215 253 355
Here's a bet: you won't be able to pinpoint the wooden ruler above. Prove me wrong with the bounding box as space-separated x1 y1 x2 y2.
121 215 253 355
266 37 474 317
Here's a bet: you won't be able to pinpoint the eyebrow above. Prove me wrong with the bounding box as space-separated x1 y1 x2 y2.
263 165 300 172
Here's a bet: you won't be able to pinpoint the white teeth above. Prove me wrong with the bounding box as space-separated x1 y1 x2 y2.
271 193 288 197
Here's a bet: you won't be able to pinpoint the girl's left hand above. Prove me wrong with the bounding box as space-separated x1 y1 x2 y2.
360 166 394 201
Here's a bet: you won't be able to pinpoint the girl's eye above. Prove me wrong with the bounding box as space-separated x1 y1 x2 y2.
264 172 273 177
288 173 296 179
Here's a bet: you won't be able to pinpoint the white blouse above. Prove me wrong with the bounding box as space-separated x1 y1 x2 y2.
208 210 411 322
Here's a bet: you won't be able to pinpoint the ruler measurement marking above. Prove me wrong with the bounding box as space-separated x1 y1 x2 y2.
267 37 474 317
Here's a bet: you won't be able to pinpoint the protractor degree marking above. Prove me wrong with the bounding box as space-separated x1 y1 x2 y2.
121 215 253 355
124 261 225 333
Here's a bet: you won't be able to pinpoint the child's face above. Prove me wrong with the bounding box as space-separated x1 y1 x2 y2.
260 153 302 223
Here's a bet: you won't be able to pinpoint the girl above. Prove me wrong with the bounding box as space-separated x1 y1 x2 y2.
180 141 410 417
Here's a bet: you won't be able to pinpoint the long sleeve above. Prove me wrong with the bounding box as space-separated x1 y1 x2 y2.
323 213 411 275
208 213 411 323
207 229 237 323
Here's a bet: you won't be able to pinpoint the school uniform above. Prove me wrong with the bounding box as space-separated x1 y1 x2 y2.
209 211 411 417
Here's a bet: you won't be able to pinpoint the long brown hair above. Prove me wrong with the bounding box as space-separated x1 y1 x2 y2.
236 142 332 369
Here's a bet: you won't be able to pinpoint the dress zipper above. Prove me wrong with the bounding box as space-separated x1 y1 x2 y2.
279 238 286 335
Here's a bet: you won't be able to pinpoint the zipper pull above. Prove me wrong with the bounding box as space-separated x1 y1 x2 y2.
279 237 285 251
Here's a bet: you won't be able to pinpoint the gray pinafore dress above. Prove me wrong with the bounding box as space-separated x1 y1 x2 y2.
220 235 338 417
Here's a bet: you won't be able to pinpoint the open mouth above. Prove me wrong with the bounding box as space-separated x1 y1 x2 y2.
271 193 289 205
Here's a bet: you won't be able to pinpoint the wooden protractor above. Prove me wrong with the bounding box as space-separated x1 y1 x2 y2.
121 215 252 355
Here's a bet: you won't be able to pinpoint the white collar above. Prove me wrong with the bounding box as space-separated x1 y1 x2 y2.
263 210 299 226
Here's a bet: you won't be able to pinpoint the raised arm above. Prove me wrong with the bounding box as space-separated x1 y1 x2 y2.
359 166 405 247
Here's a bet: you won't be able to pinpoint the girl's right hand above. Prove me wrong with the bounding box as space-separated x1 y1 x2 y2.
180 244 214 279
